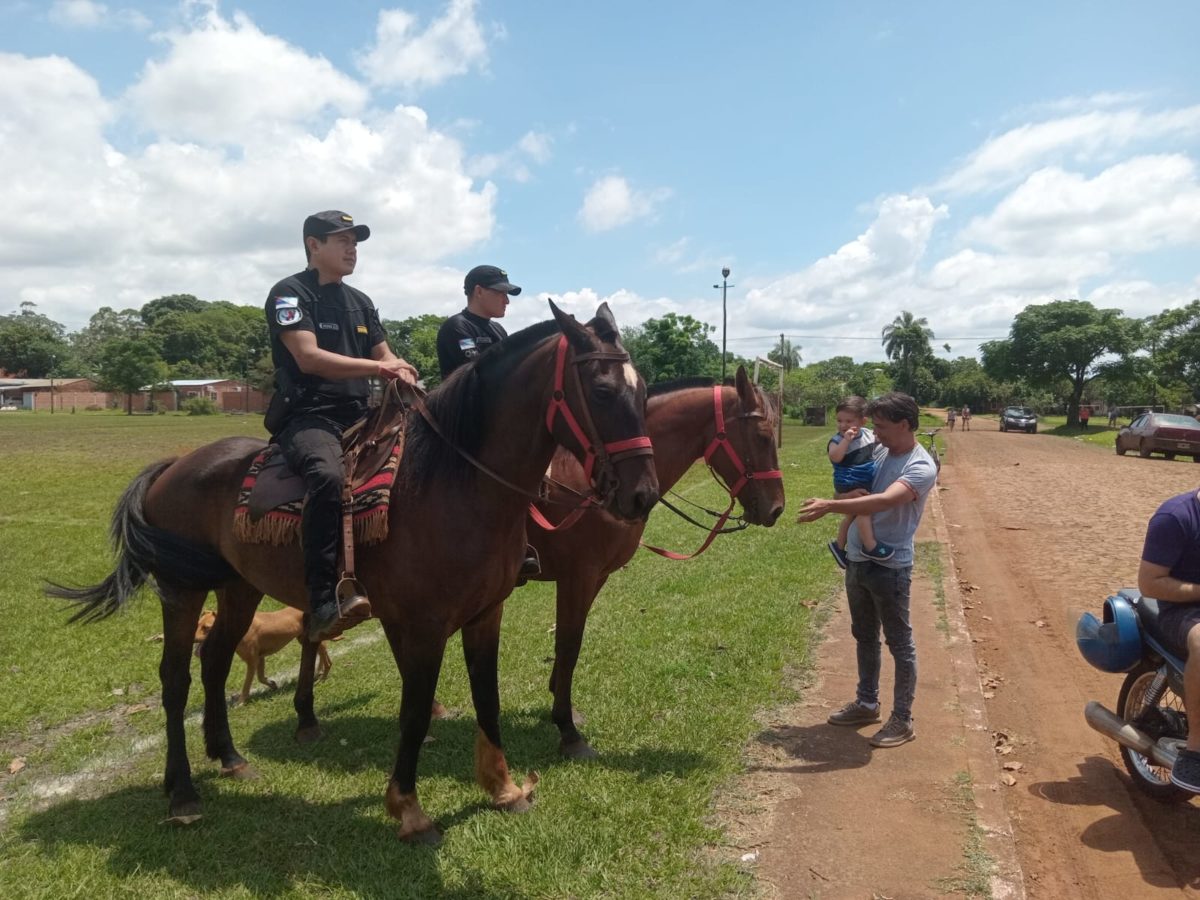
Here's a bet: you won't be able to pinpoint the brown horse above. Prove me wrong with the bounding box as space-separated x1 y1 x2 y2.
532 366 785 757
291 365 786 759
48 302 658 844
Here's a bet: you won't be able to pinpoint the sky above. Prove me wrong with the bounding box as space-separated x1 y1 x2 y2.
4 0 1200 366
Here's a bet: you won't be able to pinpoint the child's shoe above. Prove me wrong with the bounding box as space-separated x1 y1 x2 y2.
827 540 848 570
862 542 896 563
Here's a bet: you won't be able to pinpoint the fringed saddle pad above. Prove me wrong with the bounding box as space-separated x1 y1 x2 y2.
233 444 401 546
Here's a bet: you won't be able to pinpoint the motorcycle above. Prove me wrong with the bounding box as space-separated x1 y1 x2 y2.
1076 588 1193 802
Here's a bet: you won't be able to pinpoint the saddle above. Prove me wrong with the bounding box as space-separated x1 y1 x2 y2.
234 381 417 546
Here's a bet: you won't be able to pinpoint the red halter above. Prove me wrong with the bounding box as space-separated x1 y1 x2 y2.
530 335 654 532
640 385 783 560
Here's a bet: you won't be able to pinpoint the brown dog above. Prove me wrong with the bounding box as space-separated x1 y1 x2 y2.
193 606 333 704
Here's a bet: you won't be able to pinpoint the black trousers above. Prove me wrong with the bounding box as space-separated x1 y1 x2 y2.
276 413 349 604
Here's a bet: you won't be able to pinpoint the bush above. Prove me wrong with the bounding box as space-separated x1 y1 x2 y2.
181 396 219 416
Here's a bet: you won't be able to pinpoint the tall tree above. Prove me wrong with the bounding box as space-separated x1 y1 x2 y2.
96 338 169 415
881 311 934 397
768 338 802 372
70 306 145 377
620 313 720 383
0 305 70 376
1147 299 1200 404
981 299 1141 426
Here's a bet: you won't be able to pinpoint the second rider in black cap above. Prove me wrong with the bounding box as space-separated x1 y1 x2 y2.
435 265 541 582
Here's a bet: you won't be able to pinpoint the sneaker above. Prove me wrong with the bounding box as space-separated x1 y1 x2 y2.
862 542 896 563
869 713 915 748
827 700 881 727
1170 748 1200 793
827 540 848 570
308 594 372 643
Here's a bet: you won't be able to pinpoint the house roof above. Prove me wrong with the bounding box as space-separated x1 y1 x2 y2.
0 378 94 390
166 379 235 387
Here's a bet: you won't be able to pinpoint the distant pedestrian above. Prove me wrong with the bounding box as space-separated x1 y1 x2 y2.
946 408 956 432
1108 405 1118 427
960 405 971 431
1080 405 1091 430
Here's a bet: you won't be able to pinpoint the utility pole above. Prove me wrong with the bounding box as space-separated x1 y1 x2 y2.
778 333 785 447
712 267 732 382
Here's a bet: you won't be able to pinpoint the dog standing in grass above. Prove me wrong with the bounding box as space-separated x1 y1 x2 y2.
193 607 333 705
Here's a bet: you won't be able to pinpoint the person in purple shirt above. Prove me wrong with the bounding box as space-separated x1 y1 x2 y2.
1139 487 1200 791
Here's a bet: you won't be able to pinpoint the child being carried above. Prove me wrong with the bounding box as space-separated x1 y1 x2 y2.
826 396 895 569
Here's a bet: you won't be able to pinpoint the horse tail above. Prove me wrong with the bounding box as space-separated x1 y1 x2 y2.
46 458 237 623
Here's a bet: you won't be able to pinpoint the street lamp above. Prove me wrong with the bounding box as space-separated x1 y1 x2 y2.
712 267 733 383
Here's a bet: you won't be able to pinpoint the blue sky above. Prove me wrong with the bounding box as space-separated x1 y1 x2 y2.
4 0 1200 366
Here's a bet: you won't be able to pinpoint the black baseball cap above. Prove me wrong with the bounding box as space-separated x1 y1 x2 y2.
464 264 521 296
303 210 370 242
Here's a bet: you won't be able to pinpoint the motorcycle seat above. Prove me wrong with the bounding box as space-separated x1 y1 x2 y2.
1131 593 1191 660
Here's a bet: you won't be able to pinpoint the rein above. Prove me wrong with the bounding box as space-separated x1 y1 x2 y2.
415 333 653 521
640 385 783 560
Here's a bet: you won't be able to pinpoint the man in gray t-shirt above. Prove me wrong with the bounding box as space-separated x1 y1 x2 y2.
797 392 937 748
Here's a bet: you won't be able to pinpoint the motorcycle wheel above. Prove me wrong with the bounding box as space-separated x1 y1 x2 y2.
1116 663 1191 803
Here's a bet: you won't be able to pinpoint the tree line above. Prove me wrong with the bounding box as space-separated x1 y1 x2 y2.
2 295 1197 426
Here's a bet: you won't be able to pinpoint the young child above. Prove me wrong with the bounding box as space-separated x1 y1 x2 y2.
826 396 895 569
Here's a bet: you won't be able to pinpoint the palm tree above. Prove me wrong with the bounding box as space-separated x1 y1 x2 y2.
881 311 934 395
768 338 802 373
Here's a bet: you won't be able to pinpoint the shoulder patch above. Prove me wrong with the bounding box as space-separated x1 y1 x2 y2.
458 337 477 351
274 296 299 309
277 307 304 326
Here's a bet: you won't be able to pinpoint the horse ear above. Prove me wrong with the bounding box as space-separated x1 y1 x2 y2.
735 365 760 412
549 298 597 354
586 302 620 344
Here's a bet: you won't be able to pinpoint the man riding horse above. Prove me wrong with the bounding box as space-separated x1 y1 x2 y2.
264 210 418 642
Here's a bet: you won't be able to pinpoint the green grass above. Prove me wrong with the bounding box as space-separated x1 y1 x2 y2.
1035 414 1120 449
915 542 949 640
0 413 845 898
936 771 994 897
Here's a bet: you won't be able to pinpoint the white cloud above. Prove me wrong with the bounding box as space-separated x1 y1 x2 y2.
936 104 1200 195
961 154 1200 255
124 9 367 145
49 0 105 27
578 175 670 232
467 129 552 182
360 0 489 90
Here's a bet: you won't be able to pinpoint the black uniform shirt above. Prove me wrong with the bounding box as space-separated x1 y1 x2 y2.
265 268 387 417
436 309 508 378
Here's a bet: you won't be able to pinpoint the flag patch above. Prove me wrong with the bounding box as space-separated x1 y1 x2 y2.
277 308 303 326
274 296 299 309
356 324 368 334
458 338 477 351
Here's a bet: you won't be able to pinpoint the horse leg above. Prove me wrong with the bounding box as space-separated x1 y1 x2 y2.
550 573 606 759
463 605 538 811
200 581 262 777
159 585 208 823
293 635 323 744
380 620 446 844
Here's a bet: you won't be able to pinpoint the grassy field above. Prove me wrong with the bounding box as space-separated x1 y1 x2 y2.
0 411 843 899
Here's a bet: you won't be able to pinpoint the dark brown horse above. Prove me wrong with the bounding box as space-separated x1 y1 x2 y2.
531 366 785 757
292 365 785 759
49 303 658 844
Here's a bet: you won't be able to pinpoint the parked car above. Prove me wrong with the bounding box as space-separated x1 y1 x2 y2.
999 406 1037 433
1114 413 1200 462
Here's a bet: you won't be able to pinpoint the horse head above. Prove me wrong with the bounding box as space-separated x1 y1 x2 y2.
708 366 785 526
548 300 659 521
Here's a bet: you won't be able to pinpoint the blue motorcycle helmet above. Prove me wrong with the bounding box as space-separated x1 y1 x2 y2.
1076 592 1142 673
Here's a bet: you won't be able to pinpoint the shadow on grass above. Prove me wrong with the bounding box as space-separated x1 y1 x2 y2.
747 721 873 775
243 705 714 785
14 786 471 899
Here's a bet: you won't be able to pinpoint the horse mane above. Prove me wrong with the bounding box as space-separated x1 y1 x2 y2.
402 319 562 488
647 376 716 398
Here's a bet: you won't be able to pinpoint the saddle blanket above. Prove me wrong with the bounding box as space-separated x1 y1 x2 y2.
232 444 400 546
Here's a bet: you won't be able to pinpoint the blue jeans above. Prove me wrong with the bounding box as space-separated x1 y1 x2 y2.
845 561 917 721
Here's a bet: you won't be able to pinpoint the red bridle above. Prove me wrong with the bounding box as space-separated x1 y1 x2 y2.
529 335 654 531
640 385 782 560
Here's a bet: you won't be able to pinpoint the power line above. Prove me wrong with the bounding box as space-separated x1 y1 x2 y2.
722 333 1006 343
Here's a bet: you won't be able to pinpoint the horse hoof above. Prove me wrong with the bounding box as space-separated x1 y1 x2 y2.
571 708 587 727
220 762 259 780
295 726 323 744
164 798 203 825
560 739 598 760
399 825 443 847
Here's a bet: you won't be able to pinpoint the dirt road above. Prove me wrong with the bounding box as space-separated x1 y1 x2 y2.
940 418 1200 898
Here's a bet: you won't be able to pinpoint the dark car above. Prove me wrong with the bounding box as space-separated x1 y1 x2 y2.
1115 413 1200 461
999 406 1037 433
